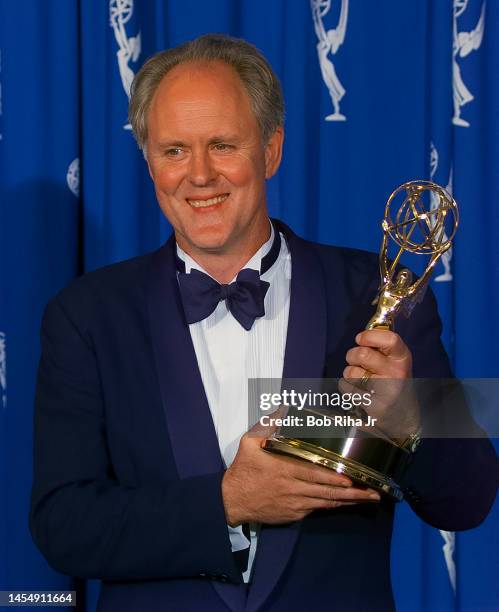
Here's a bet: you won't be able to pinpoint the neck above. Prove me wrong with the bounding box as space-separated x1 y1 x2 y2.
179 219 272 284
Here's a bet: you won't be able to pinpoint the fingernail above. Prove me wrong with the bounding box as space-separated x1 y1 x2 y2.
369 492 381 500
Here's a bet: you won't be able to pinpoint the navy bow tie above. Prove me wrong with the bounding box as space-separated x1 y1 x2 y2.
176 228 281 331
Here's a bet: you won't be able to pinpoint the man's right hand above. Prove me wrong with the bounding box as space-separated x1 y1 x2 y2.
221 424 381 526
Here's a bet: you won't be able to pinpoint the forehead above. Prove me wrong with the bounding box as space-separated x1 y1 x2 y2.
147 60 259 137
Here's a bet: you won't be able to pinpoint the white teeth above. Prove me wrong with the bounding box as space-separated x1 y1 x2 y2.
187 194 228 207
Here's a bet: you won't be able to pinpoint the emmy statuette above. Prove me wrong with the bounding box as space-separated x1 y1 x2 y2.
263 181 459 500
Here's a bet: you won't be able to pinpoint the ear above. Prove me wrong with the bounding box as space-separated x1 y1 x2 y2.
264 127 284 179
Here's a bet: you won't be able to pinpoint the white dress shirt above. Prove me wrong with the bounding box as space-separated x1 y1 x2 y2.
176 223 291 581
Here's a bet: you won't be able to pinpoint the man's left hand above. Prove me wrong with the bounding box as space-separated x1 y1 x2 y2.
340 329 419 438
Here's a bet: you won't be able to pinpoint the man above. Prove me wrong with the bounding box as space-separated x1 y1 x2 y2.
30 34 497 612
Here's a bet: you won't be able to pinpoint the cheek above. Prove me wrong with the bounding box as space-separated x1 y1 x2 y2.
154 177 185 220
153 165 186 195
223 157 265 188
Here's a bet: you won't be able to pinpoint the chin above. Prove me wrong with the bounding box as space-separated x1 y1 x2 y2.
181 228 231 254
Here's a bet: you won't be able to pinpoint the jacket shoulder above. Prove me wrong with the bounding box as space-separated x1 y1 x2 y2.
44 250 160 325
308 241 379 271
304 240 381 298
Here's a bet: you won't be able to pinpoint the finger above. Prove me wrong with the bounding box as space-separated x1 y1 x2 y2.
305 498 379 511
286 461 353 488
338 375 376 399
345 345 412 379
338 377 357 395
339 374 374 408
299 493 381 511
343 361 380 383
345 345 390 374
254 448 354 488
356 330 411 360
299 482 381 503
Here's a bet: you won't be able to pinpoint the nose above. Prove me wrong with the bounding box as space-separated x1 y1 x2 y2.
187 149 217 186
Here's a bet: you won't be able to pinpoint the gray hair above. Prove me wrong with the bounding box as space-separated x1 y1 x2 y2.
128 33 284 150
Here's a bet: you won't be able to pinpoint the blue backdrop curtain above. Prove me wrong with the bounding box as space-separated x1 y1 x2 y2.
0 1 497 610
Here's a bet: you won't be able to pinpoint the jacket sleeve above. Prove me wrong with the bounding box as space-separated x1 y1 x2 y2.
400 437 498 530
397 288 498 530
30 296 241 583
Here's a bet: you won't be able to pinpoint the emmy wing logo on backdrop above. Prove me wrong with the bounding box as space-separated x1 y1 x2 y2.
429 145 456 591
440 529 457 593
109 0 141 130
66 158 80 198
311 0 349 121
0 332 6 409
452 0 485 127
430 144 453 282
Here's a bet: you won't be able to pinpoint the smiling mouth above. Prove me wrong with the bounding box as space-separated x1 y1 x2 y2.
186 193 229 208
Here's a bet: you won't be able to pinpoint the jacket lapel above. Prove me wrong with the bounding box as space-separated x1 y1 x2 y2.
146 237 224 477
146 238 247 611
246 222 328 612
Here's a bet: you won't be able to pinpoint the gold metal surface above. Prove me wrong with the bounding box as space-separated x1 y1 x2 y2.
367 180 459 330
264 181 459 501
359 369 373 389
264 436 406 501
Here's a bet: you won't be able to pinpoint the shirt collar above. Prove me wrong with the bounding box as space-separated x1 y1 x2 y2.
176 221 275 282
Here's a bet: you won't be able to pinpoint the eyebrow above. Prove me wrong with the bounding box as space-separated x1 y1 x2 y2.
155 134 240 148
208 134 239 143
155 140 187 149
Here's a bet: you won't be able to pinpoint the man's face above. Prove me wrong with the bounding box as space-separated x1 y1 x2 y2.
146 60 283 259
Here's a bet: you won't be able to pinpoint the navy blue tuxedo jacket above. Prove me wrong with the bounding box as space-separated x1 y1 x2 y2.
30 221 497 612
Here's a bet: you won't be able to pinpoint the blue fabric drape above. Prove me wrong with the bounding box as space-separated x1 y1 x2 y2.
1 1 497 610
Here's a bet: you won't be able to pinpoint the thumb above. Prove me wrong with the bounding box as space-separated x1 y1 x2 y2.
247 405 286 439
